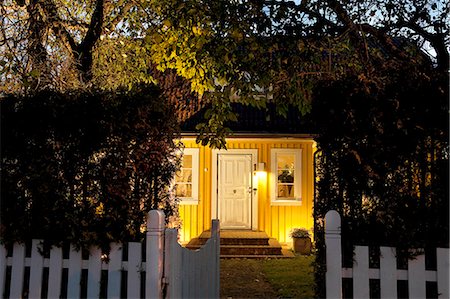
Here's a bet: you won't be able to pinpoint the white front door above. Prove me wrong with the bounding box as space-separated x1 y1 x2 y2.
218 154 253 229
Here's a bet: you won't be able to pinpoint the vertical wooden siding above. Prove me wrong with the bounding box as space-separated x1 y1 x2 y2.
178 139 204 243
178 138 315 245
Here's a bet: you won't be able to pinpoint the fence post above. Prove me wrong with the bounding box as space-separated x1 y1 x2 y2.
211 219 220 298
146 210 165 299
325 210 342 299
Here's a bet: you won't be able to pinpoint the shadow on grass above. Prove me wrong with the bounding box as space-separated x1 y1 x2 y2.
262 254 315 298
220 255 315 298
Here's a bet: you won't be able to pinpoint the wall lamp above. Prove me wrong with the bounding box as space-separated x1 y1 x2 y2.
254 162 266 175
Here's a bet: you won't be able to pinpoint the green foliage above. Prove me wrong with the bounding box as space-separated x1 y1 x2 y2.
194 91 234 149
0 88 181 251
93 38 157 90
312 57 448 297
144 1 327 147
290 228 310 239
3 0 448 148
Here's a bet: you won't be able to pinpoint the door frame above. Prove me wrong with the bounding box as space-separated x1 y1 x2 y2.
211 149 258 230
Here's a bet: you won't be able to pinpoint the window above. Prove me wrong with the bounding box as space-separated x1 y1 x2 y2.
271 149 302 205
174 148 199 205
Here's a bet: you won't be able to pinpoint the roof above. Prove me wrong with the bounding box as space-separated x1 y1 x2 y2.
181 103 317 137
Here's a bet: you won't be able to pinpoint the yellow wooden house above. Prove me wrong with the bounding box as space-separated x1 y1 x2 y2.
175 104 316 247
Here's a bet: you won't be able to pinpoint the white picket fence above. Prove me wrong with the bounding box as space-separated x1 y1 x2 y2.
0 210 220 298
164 224 220 299
325 210 449 299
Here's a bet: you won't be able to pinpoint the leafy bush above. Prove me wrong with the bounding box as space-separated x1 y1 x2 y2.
289 228 310 238
311 62 448 297
1 87 182 252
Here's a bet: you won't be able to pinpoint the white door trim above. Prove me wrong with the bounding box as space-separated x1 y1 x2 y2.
211 149 258 230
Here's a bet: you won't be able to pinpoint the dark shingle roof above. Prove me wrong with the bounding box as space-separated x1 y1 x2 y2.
181 103 316 136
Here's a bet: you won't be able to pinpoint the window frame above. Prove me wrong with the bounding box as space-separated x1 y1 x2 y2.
175 148 200 205
270 148 302 206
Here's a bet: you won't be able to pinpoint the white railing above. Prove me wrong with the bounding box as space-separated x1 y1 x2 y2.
0 210 220 298
325 210 449 299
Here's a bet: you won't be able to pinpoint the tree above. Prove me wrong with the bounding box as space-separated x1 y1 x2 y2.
1 5 448 297
1 87 182 251
2 0 448 219
1 0 154 88
144 0 448 146
3 0 447 109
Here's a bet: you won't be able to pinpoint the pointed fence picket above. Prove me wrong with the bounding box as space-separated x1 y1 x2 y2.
106 243 122 299
325 210 450 299
47 246 63 299
0 246 6 298
0 210 220 298
10 243 25 299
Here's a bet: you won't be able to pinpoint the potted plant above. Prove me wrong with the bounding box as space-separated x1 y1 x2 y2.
290 228 312 254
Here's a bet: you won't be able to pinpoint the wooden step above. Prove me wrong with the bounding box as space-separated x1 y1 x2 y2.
185 230 286 257
195 230 270 246
201 237 269 246
220 239 283 256
221 248 295 259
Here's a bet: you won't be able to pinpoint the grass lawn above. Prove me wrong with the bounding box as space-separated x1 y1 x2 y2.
262 254 315 298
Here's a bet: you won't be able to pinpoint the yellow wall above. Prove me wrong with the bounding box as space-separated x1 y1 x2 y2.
178 137 315 245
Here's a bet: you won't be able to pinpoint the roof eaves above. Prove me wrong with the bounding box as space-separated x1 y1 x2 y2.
180 132 318 139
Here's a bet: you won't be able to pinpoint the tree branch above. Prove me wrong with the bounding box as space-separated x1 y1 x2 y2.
325 0 372 64
104 1 134 33
262 0 342 34
39 0 78 56
359 23 411 61
401 22 449 71
76 0 105 81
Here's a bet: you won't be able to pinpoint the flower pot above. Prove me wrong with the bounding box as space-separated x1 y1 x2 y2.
293 237 312 255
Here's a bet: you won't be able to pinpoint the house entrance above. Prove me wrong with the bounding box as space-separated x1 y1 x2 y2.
217 153 254 229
